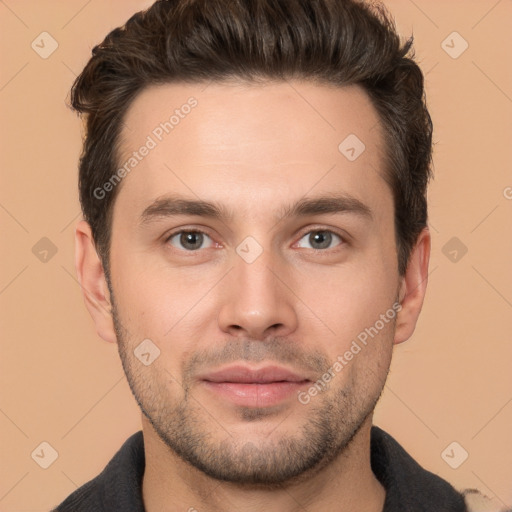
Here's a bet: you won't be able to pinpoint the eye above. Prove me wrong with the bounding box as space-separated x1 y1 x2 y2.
166 230 214 251
296 230 344 250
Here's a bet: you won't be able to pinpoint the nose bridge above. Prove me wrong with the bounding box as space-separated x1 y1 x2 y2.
236 245 280 302
217 239 298 338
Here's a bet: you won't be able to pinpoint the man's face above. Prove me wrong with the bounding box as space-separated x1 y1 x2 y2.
108 80 400 484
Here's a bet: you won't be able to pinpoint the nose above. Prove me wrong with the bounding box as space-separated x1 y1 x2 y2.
217 248 299 340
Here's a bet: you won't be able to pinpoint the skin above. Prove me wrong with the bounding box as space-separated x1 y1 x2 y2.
75 80 430 512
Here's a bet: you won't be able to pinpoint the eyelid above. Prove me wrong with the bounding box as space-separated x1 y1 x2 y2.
164 227 218 251
163 225 349 252
164 227 212 241
293 226 348 250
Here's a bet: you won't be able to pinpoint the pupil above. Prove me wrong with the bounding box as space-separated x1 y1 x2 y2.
311 231 331 249
182 232 202 250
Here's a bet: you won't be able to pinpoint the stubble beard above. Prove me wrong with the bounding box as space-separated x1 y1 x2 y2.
110 291 392 488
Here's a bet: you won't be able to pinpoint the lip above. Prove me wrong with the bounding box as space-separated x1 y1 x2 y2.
199 364 310 384
198 364 312 408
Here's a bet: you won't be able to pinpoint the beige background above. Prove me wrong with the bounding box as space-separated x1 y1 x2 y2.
1 1 511 510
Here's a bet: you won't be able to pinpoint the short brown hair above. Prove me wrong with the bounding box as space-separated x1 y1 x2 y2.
70 0 432 278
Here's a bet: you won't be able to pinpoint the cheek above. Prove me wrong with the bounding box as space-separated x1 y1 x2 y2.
299 255 398 339
110 263 168 339
110 215 399 345
111 255 217 344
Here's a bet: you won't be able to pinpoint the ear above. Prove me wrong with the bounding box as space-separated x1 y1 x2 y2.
74 219 117 344
394 227 431 345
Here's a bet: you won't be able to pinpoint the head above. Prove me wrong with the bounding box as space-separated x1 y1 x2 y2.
73 0 431 486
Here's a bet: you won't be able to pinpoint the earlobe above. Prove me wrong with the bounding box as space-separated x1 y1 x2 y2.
394 227 431 345
74 219 117 344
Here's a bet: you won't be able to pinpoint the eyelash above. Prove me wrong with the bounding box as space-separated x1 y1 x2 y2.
164 227 347 253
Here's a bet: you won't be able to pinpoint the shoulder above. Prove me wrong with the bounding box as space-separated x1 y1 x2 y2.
50 431 145 511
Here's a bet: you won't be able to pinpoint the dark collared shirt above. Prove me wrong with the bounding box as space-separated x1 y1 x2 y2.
52 425 468 511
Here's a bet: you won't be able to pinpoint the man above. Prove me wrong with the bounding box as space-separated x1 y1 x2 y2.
53 0 504 510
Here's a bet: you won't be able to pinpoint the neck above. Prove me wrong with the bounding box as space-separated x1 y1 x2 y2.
141 415 386 512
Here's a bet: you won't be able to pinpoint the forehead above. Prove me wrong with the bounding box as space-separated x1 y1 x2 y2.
113 80 389 224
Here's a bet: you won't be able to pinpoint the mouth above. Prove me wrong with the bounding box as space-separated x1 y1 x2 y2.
199 364 312 407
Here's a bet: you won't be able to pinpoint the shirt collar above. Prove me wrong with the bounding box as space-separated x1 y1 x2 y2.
89 426 467 511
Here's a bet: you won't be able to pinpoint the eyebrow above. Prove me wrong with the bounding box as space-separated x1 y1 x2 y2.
138 193 373 226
